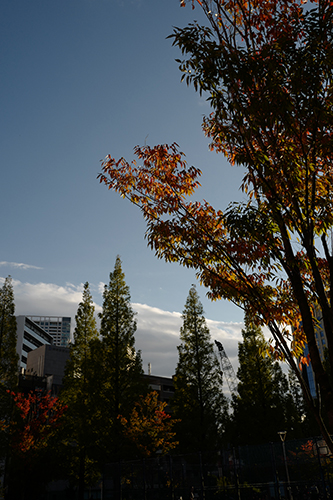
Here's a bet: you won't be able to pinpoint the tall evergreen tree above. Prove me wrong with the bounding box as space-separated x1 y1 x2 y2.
0 277 18 392
172 286 228 453
230 315 293 445
99 256 146 460
61 282 101 498
0 276 19 489
65 282 99 377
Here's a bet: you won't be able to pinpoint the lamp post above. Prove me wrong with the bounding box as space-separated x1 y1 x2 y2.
278 431 293 500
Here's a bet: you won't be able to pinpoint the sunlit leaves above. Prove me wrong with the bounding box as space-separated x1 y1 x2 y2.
99 143 303 339
119 392 179 457
99 144 201 220
8 390 66 457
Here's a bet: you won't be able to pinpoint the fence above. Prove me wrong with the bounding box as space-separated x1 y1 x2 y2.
99 437 333 500
46 436 333 499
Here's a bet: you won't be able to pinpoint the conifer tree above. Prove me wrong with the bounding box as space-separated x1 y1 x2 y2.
99 256 146 460
230 315 292 445
0 276 19 485
66 282 99 376
61 282 101 498
0 277 18 392
0 277 19 424
172 286 228 453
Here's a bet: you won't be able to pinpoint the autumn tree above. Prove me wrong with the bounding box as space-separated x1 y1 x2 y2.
98 0 333 451
60 282 101 499
119 391 179 458
99 256 147 461
5 390 66 500
172 286 228 452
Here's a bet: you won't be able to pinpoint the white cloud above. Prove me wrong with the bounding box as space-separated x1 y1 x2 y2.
133 303 183 377
7 278 243 381
97 281 106 295
133 303 243 379
12 279 86 319
0 261 43 270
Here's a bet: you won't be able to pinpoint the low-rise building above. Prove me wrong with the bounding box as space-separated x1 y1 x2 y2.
143 374 175 412
26 344 70 392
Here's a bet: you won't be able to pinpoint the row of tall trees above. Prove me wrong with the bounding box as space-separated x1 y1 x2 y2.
174 286 317 452
59 257 150 496
61 271 315 487
0 261 318 499
0 260 175 499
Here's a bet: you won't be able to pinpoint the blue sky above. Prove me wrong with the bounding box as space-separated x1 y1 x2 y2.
1 0 247 376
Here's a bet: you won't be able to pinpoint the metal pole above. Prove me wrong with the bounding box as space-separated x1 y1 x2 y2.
314 438 329 499
232 447 241 500
199 451 205 500
278 432 293 500
270 442 281 500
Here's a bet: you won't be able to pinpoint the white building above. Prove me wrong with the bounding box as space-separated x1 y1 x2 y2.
16 316 53 371
27 316 71 347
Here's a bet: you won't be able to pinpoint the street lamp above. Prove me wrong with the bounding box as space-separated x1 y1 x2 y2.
278 431 293 500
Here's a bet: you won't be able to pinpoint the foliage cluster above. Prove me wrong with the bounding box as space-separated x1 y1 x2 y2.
119 391 179 457
4 391 67 500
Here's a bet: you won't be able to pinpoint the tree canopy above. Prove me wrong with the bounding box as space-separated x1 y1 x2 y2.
98 0 333 450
